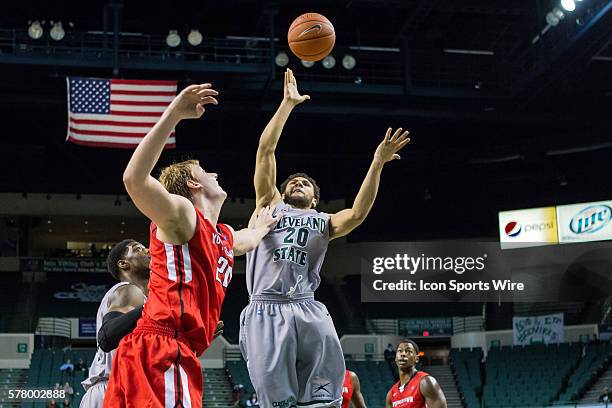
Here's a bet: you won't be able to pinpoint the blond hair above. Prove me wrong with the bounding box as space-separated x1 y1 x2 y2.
158 159 199 201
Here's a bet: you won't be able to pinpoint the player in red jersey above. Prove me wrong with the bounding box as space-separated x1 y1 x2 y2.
341 370 366 408
385 339 447 408
103 84 281 408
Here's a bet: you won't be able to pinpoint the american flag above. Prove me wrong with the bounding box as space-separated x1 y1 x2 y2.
66 77 177 149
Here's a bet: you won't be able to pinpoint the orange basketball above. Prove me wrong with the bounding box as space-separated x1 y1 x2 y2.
288 13 335 62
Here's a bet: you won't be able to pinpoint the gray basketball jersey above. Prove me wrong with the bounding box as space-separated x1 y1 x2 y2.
81 281 130 390
246 201 331 296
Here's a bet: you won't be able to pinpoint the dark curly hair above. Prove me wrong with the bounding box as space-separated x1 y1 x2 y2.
280 172 321 202
106 239 136 280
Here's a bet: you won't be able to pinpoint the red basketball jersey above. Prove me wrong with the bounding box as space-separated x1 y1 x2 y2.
143 207 234 356
389 371 429 408
341 370 354 408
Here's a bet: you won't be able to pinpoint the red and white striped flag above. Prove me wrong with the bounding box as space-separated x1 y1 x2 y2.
66 77 177 148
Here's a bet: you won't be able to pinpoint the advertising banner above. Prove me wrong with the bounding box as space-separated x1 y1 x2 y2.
557 200 612 244
499 207 558 249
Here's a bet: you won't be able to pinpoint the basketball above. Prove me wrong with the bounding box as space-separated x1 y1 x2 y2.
288 13 335 62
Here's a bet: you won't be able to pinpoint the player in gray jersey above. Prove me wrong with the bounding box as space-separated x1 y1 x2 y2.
240 68 410 408
80 239 149 408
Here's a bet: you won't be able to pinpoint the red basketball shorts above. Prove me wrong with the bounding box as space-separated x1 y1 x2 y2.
103 322 202 408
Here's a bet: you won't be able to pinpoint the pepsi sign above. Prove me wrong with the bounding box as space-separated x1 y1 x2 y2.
557 201 612 243
499 207 558 249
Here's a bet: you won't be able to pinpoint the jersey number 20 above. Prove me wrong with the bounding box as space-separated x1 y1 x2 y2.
216 257 232 288
283 227 310 247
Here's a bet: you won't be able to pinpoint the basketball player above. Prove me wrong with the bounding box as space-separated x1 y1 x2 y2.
80 239 148 408
341 370 366 408
81 239 224 408
103 84 282 407
239 68 410 408
385 339 447 408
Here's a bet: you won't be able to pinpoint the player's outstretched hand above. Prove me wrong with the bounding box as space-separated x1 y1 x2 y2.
213 321 224 339
253 206 284 232
283 68 310 106
374 127 411 163
168 84 219 121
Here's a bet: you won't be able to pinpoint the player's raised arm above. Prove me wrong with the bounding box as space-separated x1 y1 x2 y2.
122 84 219 241
350 371 368 408
255 68 309 209
420 376 448 408
330 128 410 240
233 206 283 256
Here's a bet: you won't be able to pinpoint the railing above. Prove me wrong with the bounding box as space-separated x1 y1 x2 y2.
223 347 243 362
0 28 405 84
0 28 495 89
341 353 384 361
366 319 398 334
514 302 585 315
35 317 72 338
453 316 485 334
0 29 270 65
366 318 455 336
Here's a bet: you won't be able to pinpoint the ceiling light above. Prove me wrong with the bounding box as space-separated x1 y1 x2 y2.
342 54 356 70
561 0 576 12
275 52 289 67
553 8 565 19
28 21 43 40
187 29 202 46
166 30 181 47
322 55 336 69
49 22 65 41
546 11 560 26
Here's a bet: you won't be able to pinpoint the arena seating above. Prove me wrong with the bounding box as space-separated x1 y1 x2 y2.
21 342 611 407
450 347 483 408
450 343 611 408
483 343 581 407
557 341 612 402
346 360 396 408
0 368 28 407
202 368 234 407
226 358 396 408
25 348 97 408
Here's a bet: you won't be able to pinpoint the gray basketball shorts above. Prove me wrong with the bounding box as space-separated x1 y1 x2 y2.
239 294 345 408
80 380 107 408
